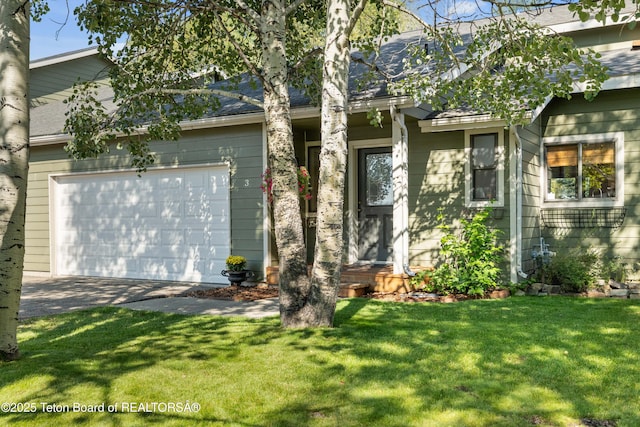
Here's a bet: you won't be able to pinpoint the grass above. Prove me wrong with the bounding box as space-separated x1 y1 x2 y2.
1 297 640 426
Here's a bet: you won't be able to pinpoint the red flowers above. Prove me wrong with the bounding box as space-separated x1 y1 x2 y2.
261 167 312 203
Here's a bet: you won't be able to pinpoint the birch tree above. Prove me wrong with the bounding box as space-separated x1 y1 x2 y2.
0 0 33 361
67 0 331 327
303 0 367 325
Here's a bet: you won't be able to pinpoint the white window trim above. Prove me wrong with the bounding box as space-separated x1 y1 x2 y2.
541 132 624 208
464 128 505 208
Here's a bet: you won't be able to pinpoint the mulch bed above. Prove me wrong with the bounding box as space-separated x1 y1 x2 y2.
363 289 510 303
185 284 279 301
185 285 509 303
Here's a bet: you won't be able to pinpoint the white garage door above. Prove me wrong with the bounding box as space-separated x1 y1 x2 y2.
51 165 230 284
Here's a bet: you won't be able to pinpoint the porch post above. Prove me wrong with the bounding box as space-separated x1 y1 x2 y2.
391 106 409 275
262 122 272 281
509 128 519 284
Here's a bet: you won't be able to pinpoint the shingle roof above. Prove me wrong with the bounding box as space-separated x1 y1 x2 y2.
30 5 640 138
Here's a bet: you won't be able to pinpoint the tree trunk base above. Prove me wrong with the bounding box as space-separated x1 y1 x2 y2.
0 349 21 361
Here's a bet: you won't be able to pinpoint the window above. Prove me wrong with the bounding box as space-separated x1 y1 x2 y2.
465 129 504 207
543 133 624 207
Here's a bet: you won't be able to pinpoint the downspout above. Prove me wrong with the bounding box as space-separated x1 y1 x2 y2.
511 125 529 280
390 104 412 276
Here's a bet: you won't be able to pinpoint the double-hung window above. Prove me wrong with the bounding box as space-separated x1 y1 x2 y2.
543 133 624 207
465 129 504 207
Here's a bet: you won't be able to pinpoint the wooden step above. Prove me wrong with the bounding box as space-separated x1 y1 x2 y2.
338 283 369 297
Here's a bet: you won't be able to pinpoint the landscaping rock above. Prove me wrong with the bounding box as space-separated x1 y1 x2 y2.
608 289 629 298
542 284 561 295
530 283 544 292
526 283 544 296
586 290 607 298
609 280 627 289
489 289 510 299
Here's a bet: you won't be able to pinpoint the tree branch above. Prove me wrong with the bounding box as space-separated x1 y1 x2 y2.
289 47 323 72
138 87 264 109
350 55 395 80
380 0 432 30
233 0 262 26
345 0 369 38
285 0 310 16
212 12 269 90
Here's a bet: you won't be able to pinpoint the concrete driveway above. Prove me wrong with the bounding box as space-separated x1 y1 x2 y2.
19 275 208 319
19 275 280 320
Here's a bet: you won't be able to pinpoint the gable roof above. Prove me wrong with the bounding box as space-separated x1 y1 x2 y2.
30 46 102 69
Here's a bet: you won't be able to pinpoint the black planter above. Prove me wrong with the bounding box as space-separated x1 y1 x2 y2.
221 269 254 285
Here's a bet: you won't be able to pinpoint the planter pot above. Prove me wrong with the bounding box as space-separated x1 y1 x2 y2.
221 269 254 286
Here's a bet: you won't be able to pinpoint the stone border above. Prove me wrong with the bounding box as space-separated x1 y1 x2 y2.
522 280 640 299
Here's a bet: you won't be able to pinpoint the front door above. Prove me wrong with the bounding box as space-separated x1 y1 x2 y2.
358 148 393 262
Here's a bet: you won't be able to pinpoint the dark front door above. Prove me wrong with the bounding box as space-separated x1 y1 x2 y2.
358 148 393 262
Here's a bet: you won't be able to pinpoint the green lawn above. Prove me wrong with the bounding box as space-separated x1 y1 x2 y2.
2 297 639 426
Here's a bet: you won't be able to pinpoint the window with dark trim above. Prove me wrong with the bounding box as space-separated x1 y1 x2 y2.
471 133 498 201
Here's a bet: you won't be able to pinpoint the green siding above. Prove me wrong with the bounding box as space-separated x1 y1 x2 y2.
541 89 640 279
25 125 265 277
30 55 111 106
406 125 511 269
569 24 640 49
519 119 543 274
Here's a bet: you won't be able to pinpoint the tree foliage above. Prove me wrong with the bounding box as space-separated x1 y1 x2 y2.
66 0 326 170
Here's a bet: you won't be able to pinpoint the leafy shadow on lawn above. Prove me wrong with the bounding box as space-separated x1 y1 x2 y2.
2 298 640 426
262 297 640 426
2 307 280 426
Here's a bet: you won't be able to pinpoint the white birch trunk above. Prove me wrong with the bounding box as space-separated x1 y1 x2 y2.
260 0 312 327
0 0 29 360
306 0 353 326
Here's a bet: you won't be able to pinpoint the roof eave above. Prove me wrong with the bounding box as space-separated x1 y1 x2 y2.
31 95 416 146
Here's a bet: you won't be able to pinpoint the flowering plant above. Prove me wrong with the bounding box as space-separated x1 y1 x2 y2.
225 255 247 272
261 167 312 203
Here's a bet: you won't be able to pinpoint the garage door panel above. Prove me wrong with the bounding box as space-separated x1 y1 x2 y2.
52 166 230 283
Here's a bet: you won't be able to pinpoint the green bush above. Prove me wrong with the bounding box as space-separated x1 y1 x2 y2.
411 207 504 296
598 255 628 283
535 249 597 293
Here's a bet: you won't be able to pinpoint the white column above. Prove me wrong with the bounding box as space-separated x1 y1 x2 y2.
392 107 409 274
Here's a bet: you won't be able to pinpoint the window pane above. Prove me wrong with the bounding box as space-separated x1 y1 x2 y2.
472 134 496 168
583 142 615 198
473 169 496 200
366 153 393 206
547 144 578 167
547 145 578 200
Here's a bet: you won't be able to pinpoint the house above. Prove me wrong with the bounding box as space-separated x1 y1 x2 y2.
24 6 640 288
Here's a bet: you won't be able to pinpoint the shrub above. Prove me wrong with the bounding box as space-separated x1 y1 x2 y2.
534 249 597 293
411 207 504 296
598 255 628 283
535 249 629 292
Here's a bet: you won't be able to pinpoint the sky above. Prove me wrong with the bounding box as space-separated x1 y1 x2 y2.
31 0 91 61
